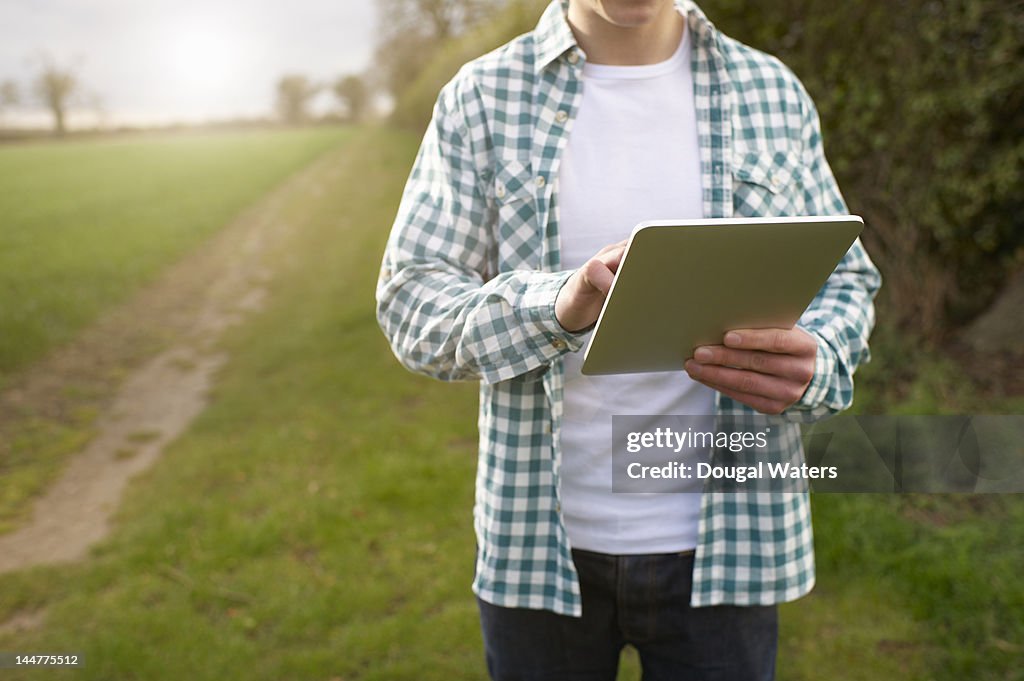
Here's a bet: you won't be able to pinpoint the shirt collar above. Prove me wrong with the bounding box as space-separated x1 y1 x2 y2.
532 0 720 73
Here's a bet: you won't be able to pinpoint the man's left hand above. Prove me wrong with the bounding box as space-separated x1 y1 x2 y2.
684 327 817 415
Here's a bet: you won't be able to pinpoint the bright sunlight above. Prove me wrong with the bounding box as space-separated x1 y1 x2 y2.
159 19 246 117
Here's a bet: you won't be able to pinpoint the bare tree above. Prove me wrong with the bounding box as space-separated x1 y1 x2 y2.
380 0 498 42
0 80 18 128
333 74 370 122
374 0 502 98
0 80 18 107
33 57 78 136
276 74 320 125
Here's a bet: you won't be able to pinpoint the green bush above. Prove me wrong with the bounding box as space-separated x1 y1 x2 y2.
701 0 1024 336
390 0 1024 337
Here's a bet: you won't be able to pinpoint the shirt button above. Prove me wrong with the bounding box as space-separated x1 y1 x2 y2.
555 110 568 124
555 502 562 513
770 175 781 188
567 51 579 64
551 338 566 350
496 184 506 198
535 175 546 188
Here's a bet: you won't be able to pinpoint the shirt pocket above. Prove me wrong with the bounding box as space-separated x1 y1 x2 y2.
731 147 808 217
492 158 541 271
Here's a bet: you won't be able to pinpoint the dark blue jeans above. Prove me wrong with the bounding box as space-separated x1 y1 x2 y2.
477 549 777 681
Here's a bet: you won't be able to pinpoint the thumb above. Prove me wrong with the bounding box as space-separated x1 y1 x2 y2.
580 258 615 296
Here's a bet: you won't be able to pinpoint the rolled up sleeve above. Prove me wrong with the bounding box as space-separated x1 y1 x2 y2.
375 76 583 385
790 93 882 418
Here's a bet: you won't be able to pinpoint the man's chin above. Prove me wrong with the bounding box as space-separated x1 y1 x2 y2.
593 0 672 28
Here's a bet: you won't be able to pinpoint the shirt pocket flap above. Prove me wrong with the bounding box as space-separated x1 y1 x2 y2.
732 148 803 194
493 158 533 204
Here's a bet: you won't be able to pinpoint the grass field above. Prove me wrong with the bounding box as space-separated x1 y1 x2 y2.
0 128 1021 679
0 126 354 537
0 126 351 379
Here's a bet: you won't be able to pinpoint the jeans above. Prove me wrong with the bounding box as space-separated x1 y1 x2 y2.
477 549 777 681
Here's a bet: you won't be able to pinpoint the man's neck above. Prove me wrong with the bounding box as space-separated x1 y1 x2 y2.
566 1 685 66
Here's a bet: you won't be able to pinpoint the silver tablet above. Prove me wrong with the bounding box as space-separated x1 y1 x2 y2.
580 216 864 376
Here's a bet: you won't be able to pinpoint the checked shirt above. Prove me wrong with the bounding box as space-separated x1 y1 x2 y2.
376 0 881 616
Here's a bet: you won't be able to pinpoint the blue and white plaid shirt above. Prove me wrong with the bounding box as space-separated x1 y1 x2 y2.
377 0 881 616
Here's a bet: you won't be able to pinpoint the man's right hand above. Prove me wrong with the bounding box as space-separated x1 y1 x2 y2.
554 240 627 333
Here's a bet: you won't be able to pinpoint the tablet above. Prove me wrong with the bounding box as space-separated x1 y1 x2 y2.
580 215 864 376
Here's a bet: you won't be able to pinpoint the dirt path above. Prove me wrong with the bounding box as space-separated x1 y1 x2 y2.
0 151 337 575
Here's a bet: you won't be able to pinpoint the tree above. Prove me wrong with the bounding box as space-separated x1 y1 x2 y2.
386 0 545 130
275 75 320 124
0 80 18 128
333 74 370 122
0 80 18 107
379 0 496 44
374 0 502 98
33 58 78 136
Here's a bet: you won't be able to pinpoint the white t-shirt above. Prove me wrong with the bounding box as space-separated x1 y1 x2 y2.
557 27 714 554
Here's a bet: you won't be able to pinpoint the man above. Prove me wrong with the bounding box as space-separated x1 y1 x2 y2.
377 0 880 678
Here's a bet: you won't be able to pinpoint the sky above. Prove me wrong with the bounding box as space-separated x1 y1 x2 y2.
0 0 378 127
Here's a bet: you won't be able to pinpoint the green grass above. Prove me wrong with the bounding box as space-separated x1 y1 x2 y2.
0 128 1021 680
828 495 1024 675
0 126 354 535
0 413 97 535
0 126 351 379
0 128 484 680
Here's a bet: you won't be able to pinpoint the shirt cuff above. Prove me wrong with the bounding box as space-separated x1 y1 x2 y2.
794 324 837 411
516 270 589 360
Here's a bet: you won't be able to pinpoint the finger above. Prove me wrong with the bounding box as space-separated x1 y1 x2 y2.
723 327 817 356
596 245 626 272
684 361 807 406
691 345 815 384
693 380 788 415
595 238 628 256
